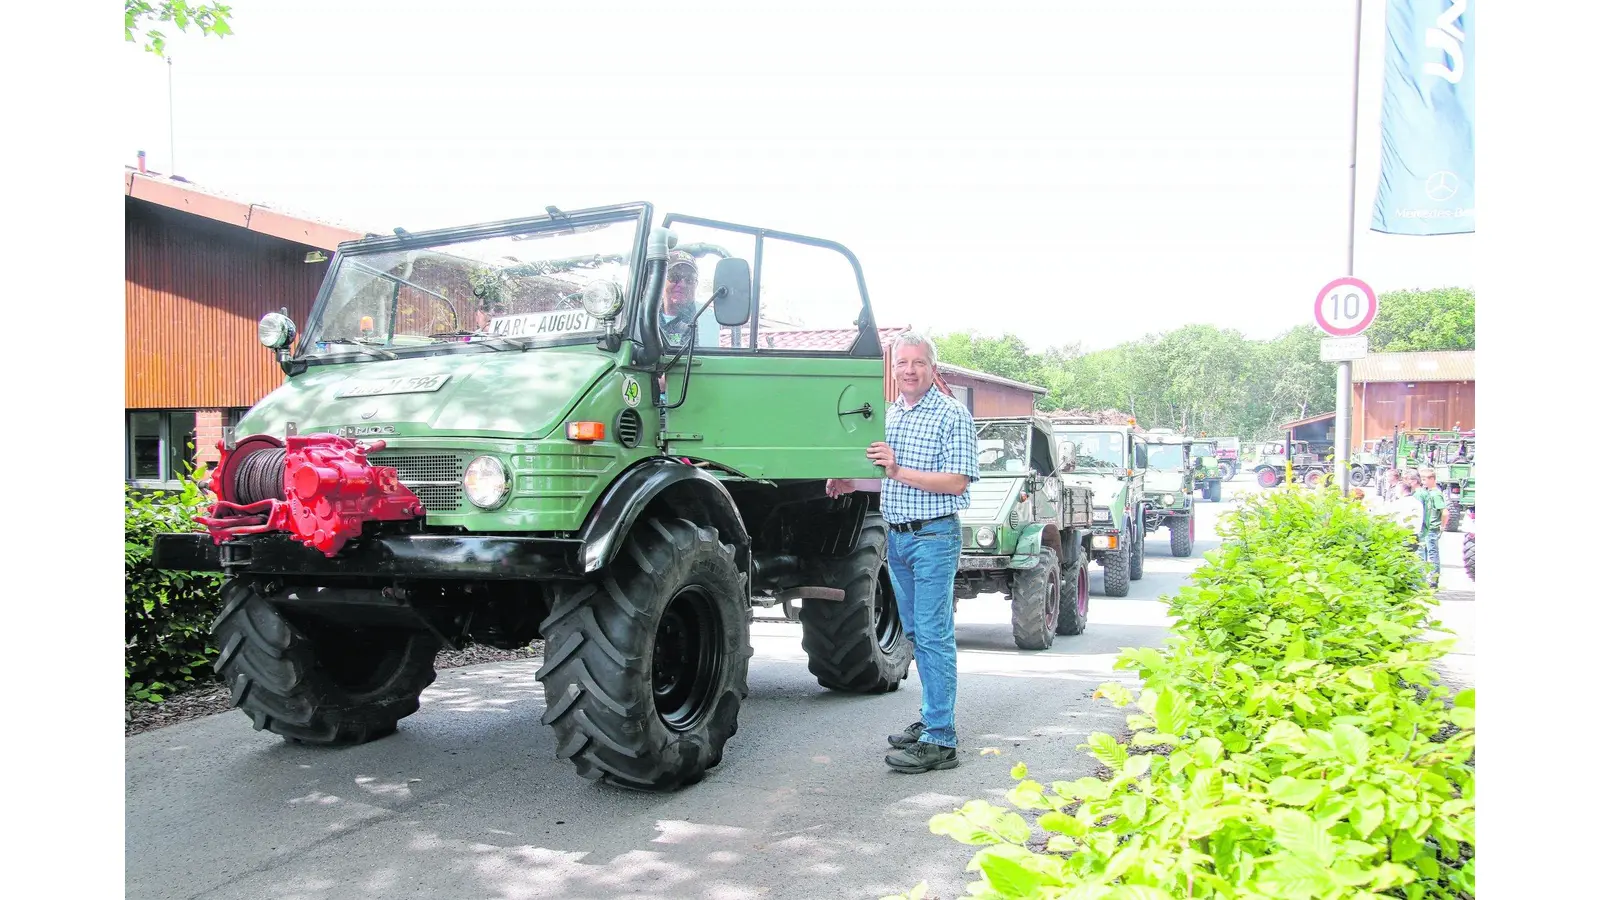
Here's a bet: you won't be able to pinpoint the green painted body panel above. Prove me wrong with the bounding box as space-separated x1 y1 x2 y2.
233 345 665 533
237 346 615 441
662 354 886 479
1010 523 1047 568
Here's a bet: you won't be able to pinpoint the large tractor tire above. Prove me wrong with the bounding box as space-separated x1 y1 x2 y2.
211 579 441 746
1446 500 1463 533
1463 533 1475 582
1129 524 1146 581
799 513 912 693
1056 555 1090 636
1256 467 1280 488
1170 513 1194 558
1219 461 1236 482
538 517 749 792
1102 537 1131 598
1349 466 1370 487
1008 547 1061 651
1206 480 1223 503
1301 467 1326 488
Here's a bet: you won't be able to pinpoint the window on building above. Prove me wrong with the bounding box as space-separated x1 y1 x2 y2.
949 384 973 412
126 410 198 485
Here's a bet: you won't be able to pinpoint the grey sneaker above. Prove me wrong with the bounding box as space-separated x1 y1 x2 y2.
886 740 959 773
887 721 926 748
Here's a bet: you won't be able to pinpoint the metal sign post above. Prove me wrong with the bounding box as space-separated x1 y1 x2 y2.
1315 278 1379 493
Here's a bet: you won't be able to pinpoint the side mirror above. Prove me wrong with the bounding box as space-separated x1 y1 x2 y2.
258 311 297 350
1134 445 1148 469
712 258 752 327
1057 440 1077 473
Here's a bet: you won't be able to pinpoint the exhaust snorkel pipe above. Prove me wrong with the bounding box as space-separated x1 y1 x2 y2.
632 225 675 370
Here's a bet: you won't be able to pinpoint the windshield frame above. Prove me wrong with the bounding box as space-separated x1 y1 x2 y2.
1054 429 1126 470
975 420 1034 476
1145 443 1188 471
296 203 651 365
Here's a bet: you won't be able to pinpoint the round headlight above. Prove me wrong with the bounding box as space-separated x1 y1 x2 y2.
258 312 296 349
463 456 509 509
581 280 625 320
976 526 997 548
1162 494 1174 505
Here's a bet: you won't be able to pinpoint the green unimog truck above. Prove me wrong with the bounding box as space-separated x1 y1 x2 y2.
152 202 922 792
955 416 1095 650
1140 429 1196 557
1189 438 1224 503
1050 421 1147 597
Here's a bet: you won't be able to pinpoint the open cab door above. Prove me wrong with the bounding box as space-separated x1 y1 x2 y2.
653 214 886 480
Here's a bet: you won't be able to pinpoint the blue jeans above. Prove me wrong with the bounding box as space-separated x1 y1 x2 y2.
885 515 961 748
1419 530 1441 585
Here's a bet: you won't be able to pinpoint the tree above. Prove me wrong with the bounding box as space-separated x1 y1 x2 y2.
1366 287 1475 352
125 1 235 57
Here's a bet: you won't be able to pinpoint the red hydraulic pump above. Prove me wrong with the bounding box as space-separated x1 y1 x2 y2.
196 432 424 556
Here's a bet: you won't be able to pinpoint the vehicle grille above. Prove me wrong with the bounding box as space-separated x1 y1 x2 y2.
369 452 465 513
616 409 642 448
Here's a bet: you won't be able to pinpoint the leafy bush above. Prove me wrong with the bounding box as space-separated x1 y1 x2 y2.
125 475 223 703
902 488 1474 900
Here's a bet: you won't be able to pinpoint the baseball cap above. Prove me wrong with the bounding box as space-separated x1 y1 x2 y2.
666 249 698 277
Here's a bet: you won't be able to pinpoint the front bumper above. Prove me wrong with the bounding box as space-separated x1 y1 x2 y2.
958 554 1012 570
153 531 586 581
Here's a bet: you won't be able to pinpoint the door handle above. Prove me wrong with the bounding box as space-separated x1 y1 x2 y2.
840 403 874 419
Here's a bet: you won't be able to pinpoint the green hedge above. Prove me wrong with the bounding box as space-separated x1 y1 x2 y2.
125 477 223 703
899 487 1474 900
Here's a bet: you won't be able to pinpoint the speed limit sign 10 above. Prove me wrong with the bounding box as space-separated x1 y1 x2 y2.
1314 277 1378 337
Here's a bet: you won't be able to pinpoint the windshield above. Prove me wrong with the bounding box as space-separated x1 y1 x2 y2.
301 216 638 360
1191 442 1215 457
976 422 1031 475
1147 444 1186 470
1059 431 1124 469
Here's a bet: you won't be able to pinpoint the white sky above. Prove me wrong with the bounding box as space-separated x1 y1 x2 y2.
117 0 1473 352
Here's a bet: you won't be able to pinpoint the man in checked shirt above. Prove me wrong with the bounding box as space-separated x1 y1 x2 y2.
827 331 979 773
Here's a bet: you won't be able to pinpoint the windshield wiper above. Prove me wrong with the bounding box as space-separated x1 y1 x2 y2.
427 331 528 350
318 338 397 360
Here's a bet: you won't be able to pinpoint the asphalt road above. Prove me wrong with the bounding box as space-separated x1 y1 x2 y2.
126 479 1472 900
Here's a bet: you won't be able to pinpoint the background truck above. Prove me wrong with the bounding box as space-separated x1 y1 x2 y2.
1139 429 1197 557
956 416 1095 650
1190 438 1225 502
152 202 923 792
1051 420 1147 597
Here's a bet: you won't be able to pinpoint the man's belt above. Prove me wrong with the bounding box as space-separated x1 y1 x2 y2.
888 514 955 533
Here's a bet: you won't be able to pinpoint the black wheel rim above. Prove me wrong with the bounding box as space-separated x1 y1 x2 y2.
1045 565 1060 632
873 570 903 652
653 586 723 732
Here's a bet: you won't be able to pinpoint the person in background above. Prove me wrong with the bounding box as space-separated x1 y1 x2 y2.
1416 467 1449 587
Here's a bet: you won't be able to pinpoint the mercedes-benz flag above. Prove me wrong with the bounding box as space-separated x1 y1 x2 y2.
1371 0 1474 235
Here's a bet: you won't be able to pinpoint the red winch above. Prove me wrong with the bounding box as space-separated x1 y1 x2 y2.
196 432 424 556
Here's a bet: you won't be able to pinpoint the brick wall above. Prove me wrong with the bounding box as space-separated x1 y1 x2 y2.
194 408 226 468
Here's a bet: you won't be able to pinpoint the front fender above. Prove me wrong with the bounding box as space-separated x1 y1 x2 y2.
1009 523 1055 569
576 458 751 575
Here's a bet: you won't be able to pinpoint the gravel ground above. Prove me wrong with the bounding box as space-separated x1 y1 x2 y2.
124 641 543 737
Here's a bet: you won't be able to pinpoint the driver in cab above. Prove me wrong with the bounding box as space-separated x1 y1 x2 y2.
659 250 719 349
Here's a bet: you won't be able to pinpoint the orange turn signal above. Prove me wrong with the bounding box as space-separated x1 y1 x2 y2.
567 421 606 442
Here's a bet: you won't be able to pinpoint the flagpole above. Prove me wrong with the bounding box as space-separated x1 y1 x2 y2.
1335 0 1363 494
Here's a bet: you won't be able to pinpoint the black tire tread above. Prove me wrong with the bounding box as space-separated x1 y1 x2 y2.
211 580 440 746
536 517 749 792
1102 538 1130 597
799 514 911 693
1463 533 1475 582
1129 525 1145 581
1008 547 1059 651
1057 552 1089 636
1170 514 1193 558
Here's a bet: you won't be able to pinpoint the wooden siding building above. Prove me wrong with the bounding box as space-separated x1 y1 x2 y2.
1351 351 1475 444
125 166 365 485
